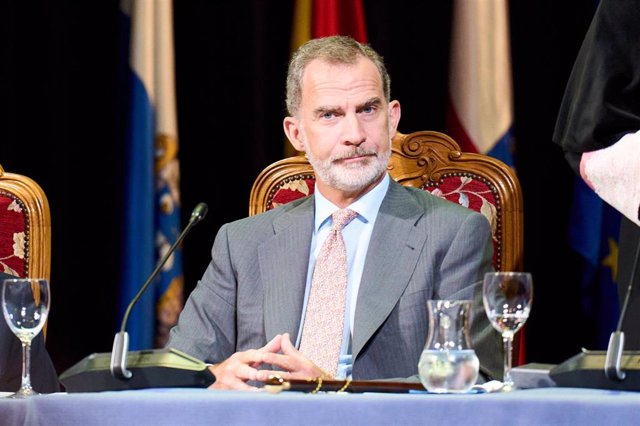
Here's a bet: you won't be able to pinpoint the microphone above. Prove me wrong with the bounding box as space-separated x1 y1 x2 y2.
111 202 208 379
604 237 640 381
60 203 215 392
550 233 640 390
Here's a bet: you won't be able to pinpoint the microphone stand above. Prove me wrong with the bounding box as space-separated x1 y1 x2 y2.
111 203 208 380
550 225 640 390
604 237 640 381
59 203 216 392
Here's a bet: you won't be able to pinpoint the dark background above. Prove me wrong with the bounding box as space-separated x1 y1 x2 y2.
1 1 598 375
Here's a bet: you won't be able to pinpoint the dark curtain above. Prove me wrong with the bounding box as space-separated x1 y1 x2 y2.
0 0 595 374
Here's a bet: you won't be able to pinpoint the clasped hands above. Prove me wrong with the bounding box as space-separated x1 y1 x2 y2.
207 332 328 391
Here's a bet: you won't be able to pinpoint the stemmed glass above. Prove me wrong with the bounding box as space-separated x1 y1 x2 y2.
2 278 50 398
482 272 533 391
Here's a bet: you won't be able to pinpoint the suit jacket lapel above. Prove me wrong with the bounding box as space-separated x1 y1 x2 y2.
352 181 428 360
260 198 314 343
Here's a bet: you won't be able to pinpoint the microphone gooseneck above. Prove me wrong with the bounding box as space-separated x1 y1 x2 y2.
605 235 640 381
111 202 208 380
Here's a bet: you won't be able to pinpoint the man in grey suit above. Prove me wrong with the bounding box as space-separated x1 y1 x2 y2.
168 35 502 390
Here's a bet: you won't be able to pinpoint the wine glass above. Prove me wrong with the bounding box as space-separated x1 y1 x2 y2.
482 272 533 391
2 278 50 398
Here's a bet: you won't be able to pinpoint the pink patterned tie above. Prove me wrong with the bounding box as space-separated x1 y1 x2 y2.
299 208 358 377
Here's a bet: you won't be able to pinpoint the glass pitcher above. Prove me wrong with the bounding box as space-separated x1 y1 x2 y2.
418 300 479 393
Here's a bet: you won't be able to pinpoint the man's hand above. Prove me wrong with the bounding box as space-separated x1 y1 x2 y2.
261 333 330 380
207 333 331 391
208 334 288 391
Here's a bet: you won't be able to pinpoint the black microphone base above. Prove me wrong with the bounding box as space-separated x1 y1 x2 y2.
59 347 215 392
550 349 640 390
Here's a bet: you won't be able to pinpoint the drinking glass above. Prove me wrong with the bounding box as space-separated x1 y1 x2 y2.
2 278 50 398
482 272 532 391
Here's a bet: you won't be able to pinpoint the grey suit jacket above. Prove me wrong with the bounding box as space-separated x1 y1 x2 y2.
168 179 502 381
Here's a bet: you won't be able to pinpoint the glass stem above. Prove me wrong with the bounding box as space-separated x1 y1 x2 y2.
502 335 514 387
21 341 33 392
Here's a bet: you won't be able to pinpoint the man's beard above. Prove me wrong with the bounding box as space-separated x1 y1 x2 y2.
305 142 391 193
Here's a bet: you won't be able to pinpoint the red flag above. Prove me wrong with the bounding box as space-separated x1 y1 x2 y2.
286 0 368 157
312 0 367 41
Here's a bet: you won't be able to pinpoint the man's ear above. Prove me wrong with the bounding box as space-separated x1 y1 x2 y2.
283 116 305 152
388 100 401 135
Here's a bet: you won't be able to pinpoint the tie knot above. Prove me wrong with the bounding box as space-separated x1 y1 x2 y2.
331 209 358 231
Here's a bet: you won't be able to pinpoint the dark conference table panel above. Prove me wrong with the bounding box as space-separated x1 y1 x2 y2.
1 387 640 425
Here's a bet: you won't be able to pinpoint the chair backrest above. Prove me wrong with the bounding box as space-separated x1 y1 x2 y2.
249 130 524 272
0 164 51 281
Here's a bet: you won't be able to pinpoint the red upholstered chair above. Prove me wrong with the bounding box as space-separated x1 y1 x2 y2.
0 164 51 335
0 164 51 280
249 131 524 272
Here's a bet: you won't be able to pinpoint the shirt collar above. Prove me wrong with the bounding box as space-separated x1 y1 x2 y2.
314 173 390 232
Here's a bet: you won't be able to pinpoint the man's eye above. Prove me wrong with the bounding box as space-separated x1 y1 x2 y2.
361 106 375 114
321 112 335 119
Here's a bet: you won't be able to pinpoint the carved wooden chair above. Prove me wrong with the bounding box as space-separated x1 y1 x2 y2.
0 164 51 280
0 164 51 335
249 130 524 273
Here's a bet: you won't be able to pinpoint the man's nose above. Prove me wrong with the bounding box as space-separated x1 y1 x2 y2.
341 113 366 146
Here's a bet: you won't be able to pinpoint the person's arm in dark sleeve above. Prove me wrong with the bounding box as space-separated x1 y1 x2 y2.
552 0 640 224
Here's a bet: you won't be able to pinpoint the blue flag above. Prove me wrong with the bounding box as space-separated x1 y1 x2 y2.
569 176 621 348
119 0 183 350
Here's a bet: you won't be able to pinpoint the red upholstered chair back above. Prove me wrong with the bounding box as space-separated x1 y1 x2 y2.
249 131 524 272
0 164 51 281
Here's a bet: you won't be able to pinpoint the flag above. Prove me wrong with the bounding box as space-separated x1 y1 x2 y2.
569 177 621 348
446 0 515 167
447 0 522 364
286 0 368 157
119 0 183 350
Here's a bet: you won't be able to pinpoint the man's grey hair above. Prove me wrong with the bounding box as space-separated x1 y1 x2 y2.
285 35 391 116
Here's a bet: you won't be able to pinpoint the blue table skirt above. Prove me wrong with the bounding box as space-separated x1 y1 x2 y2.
1 387 640 426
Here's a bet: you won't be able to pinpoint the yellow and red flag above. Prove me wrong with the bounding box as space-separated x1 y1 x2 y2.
286 0 367 157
